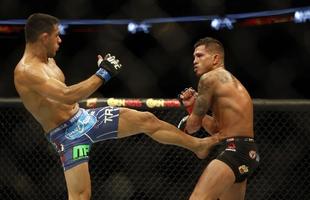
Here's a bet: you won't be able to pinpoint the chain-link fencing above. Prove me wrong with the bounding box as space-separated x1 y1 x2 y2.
0 99 309 200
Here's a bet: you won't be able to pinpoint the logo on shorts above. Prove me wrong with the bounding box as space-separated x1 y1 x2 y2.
238 165 249 174
72 145 90 160
65 114 97 140
103 107 115 123
225 142 236 152
52 142 64 155
249 150 257 159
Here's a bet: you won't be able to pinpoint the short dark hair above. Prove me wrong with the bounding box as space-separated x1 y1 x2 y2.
194 37 224 57
25 13 59 43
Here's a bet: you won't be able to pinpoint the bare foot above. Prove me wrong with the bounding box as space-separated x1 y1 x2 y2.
195 135 221 159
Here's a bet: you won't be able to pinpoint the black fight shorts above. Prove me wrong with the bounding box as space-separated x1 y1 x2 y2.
214 136 259 183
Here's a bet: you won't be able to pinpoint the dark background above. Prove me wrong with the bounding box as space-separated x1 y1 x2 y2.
1 0 310 99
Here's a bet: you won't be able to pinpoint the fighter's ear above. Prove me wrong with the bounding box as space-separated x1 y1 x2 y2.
39 32 49 43
212 54 220 65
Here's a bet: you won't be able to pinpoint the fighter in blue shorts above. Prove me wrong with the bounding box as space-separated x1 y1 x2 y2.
14 13 221 200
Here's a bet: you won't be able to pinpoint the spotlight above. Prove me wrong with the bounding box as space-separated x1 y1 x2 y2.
294 10 310 23
210 18 234 30
58 24 68 35
127 22 151 34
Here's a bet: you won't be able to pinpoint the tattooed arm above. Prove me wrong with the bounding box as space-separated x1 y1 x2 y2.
201 70 232 134
202 115 219 135
185 73 215 134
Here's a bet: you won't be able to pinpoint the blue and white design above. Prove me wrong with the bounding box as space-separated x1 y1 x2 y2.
46 106 120 171
65 110 97 140
85 107 119 142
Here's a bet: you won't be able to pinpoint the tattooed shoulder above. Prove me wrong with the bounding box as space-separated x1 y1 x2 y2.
199 73 212 85
215 69 233 84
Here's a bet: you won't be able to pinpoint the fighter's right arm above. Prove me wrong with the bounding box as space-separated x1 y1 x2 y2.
185 73 215 134
202 115 219 135
19 67 103 105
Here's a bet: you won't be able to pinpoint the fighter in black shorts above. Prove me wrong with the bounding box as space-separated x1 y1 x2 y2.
215 137 259 183
179 37 259 200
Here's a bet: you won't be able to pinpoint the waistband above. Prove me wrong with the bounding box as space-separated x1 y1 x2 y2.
222 136 255 143
46 108 84 141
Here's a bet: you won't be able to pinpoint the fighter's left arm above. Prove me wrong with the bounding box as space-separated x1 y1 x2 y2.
185 73 215 134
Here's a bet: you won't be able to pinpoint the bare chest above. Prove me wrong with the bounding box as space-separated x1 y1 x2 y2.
44 62 65 82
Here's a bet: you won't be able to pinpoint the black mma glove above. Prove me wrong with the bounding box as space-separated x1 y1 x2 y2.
96 53 122 82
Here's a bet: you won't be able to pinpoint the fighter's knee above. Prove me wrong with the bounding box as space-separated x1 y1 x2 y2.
141 111 159 124
140 111 161 131
69 188 91 200
82 188 91 200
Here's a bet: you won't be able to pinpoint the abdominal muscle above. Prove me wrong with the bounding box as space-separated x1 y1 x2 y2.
23 95 79 133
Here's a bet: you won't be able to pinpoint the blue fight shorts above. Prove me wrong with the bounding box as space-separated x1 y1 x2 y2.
46 106 119 171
